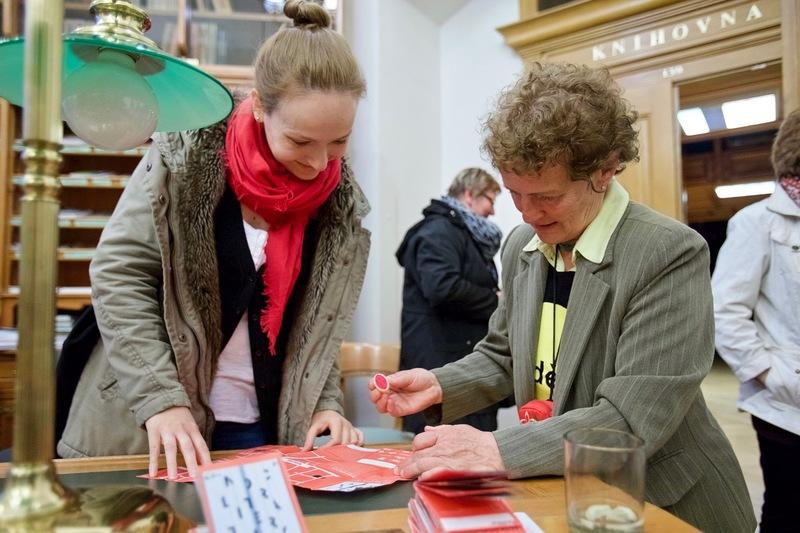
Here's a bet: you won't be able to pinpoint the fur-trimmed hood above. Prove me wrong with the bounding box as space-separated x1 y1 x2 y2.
57 97 372 457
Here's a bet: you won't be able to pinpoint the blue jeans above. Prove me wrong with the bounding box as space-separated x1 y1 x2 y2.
211 421 267 451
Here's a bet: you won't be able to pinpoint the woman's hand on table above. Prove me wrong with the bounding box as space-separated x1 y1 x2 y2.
145 406 211 480
368 368 443 417
303 410 364 451
397 424 505 479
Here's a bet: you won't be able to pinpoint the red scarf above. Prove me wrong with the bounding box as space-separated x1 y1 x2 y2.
225 96 341 354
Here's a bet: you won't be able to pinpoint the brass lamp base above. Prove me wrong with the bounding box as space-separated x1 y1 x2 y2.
0 464 193 532
0 463 74 522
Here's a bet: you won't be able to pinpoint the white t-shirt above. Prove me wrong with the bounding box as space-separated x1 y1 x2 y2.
208 220 268 423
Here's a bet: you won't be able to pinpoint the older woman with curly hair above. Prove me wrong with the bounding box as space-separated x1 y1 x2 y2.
370 62 755 532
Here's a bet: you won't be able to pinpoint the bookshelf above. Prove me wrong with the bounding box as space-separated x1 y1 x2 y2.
0 128 141 327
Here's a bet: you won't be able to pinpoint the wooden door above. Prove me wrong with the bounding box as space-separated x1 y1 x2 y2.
614 76 683 220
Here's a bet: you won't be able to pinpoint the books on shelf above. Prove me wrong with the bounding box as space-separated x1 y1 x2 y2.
10 244 95 262
0 328 69 351
12 173 130 188
10 211 110 229
212 0 233 13
193 0 230 14
6 286 91 297
14 137 149 156
63 17 89 34
190 22 220 64
160 21 177 55
146 0 180 11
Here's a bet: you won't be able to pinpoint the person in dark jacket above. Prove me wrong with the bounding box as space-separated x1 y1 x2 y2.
396 168 504 434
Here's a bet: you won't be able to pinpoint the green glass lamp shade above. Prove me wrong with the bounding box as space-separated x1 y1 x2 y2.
0 34 233 133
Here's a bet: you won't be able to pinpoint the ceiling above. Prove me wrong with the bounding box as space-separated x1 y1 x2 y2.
406 0 469 25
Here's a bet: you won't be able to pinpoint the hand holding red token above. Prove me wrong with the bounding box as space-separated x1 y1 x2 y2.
372 373 391 392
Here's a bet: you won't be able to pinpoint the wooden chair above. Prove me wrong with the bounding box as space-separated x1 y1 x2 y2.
335 342 412 444
339 342 400 382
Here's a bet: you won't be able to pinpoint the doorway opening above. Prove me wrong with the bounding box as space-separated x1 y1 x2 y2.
677 62 782 271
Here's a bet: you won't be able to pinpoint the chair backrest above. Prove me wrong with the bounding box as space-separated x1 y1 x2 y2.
339 342 400 378
338 342 401 430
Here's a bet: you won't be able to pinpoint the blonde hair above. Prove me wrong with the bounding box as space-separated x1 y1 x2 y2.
482 62 639 181
447 167 501 199
254 0 366 113
772 108 800 178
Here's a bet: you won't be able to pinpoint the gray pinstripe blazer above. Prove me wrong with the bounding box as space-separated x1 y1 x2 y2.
431 202 755 532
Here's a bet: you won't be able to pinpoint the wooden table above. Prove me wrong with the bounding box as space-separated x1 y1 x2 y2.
0 455 698 532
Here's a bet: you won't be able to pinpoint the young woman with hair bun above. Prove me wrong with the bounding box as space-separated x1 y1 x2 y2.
58 0 370 480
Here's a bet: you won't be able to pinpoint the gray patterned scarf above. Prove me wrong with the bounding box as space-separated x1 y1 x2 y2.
440 195 502 263
779 175 800 207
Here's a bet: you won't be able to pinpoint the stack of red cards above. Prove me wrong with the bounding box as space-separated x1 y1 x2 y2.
407 470 525 533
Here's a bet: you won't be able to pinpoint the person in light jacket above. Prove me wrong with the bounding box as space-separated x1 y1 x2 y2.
712 108 800 533
370 62 755 532
58 1 369 480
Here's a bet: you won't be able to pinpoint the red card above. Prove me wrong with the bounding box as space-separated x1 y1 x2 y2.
413 483 523 532
420 469 508 484
139 444 412 492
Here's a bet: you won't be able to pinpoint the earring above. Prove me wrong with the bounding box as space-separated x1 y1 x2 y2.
254 114 262 123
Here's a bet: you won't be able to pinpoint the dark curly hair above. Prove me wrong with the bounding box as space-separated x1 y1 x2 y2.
772 108 800 178
482 62 639 181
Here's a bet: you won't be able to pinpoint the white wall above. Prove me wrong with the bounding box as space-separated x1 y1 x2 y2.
345 0 521 343
440 1 523 244
345 0 442 343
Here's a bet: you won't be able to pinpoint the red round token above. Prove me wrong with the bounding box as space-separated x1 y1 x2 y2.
373 373 390 392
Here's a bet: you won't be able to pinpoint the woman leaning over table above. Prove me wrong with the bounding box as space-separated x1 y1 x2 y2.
57 0 369 480
371 62 755 532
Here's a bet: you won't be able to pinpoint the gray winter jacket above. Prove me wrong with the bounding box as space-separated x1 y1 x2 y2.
58 121 370 457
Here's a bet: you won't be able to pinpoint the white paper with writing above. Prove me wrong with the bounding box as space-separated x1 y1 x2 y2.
198 455 305 533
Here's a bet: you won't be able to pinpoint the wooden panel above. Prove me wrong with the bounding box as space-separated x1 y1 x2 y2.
617 111 652 206
680 121 775 222
782 0 800 111
500 0 685 55
0 352 15 449
500 0 782 77
679 62 781 106
615 77 683 220
682 153 712 182
686 182 769 222
683 137 774 185
721 147 773 180
519 0 538 19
